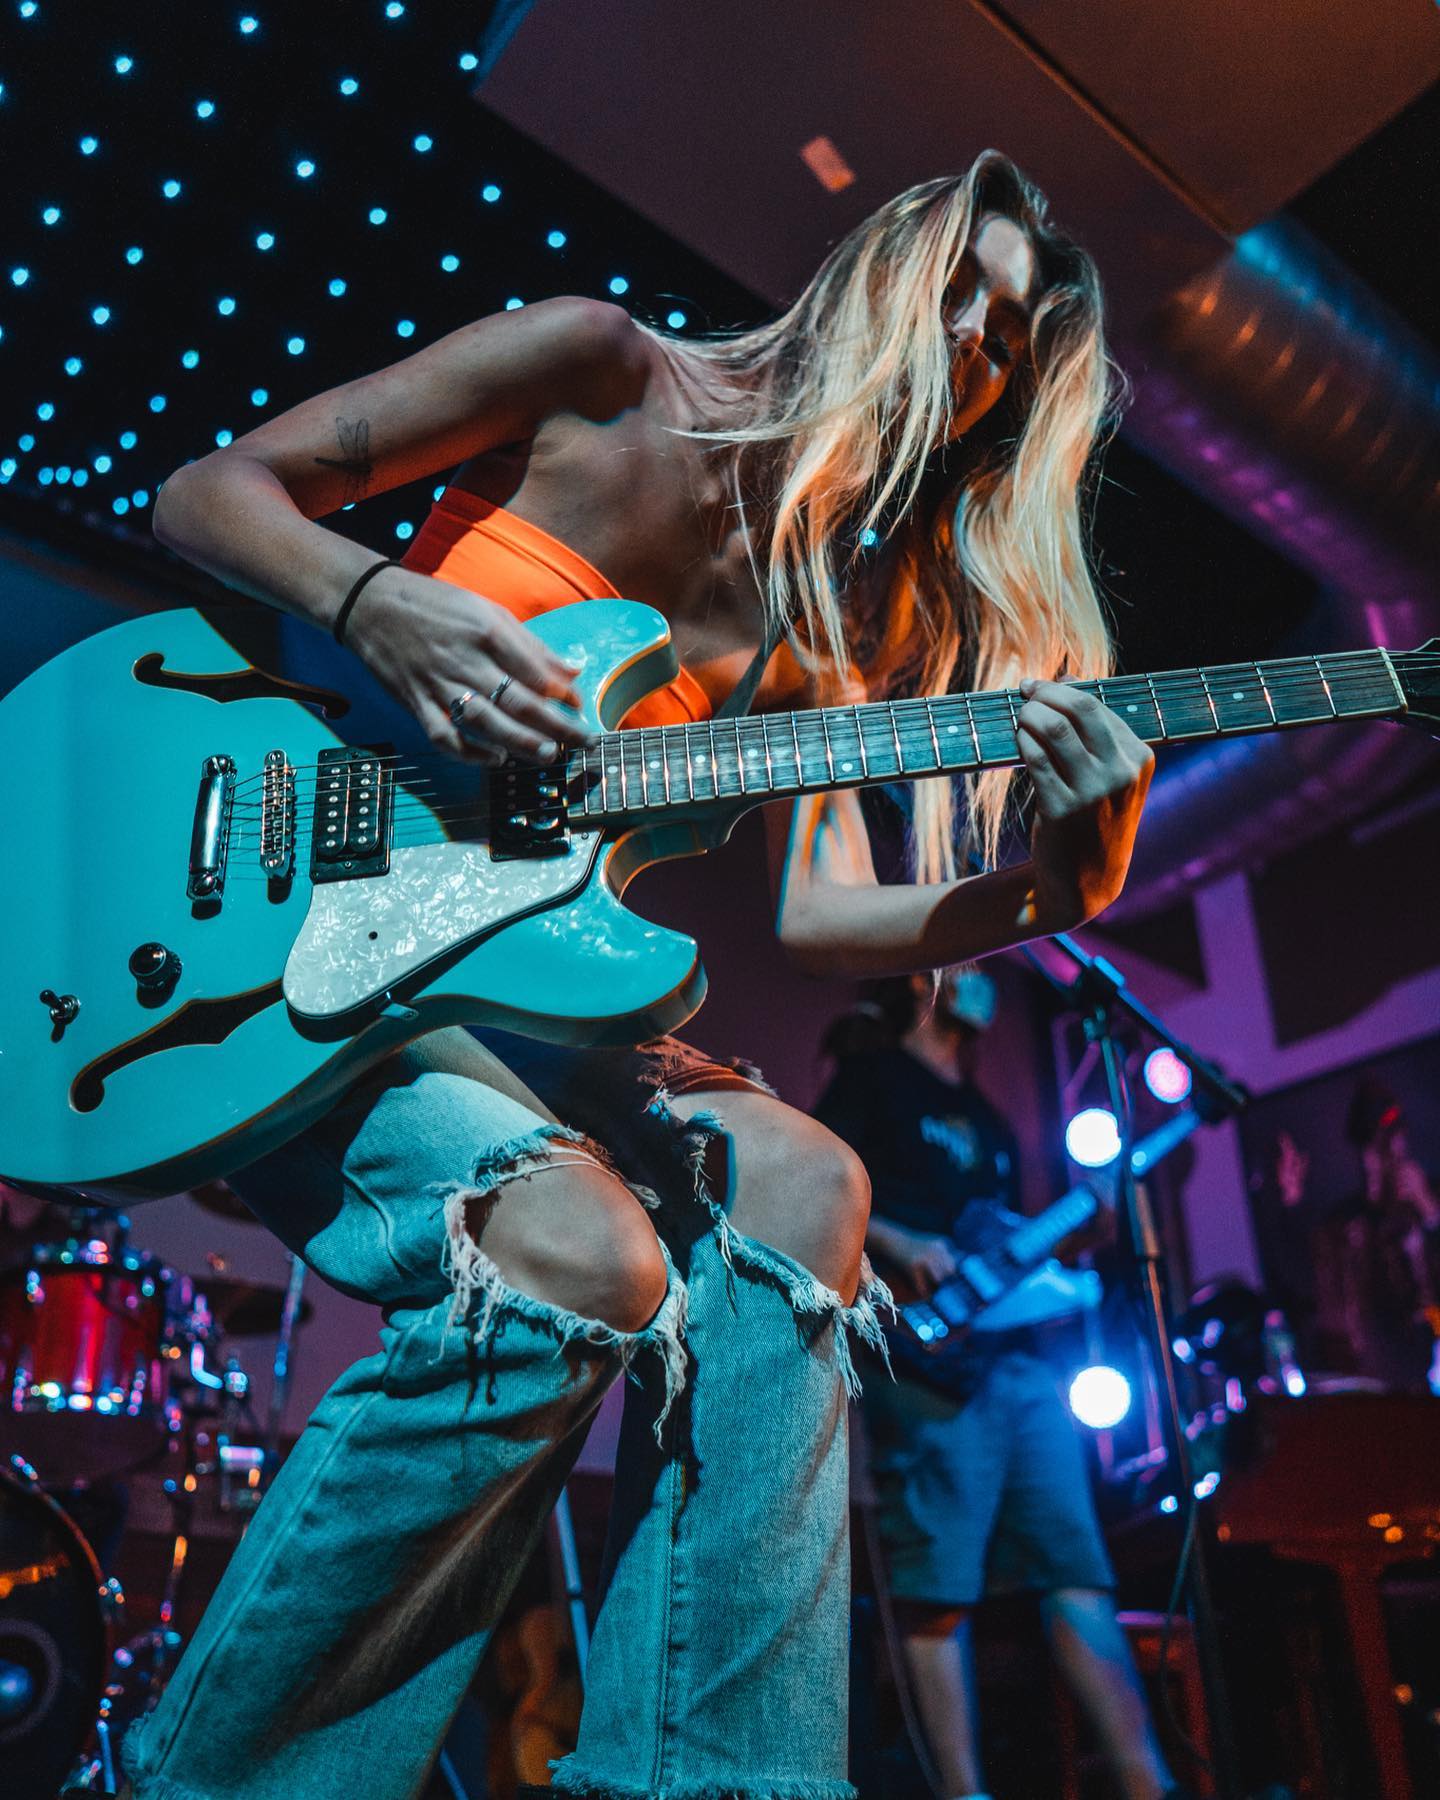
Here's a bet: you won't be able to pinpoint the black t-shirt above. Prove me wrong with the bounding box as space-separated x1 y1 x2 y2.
815 1046 1021 1238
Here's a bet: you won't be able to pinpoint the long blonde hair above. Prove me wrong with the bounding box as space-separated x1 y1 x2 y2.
647 149 1119 878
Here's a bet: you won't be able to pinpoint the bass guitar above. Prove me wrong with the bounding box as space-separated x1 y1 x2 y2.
0 602 1434 1194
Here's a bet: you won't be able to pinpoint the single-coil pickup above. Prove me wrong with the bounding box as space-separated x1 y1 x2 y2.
309 746 393 883
260 750 296 881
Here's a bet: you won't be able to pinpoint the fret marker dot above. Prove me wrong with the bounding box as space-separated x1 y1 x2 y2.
696 753 708 763
648 759 661 770
841 761 854 773
608 764 619 774
1127 705 1138 713
947 724 959 733
1232 690 1244 701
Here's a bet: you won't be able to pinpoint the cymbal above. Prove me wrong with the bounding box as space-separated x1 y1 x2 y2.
187 1180 259 1224
189 1275 314 1337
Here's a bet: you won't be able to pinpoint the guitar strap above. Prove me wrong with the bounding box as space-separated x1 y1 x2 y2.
712 613 783 720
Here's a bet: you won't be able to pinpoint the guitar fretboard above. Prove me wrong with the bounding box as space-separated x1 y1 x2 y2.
572 648 1403 819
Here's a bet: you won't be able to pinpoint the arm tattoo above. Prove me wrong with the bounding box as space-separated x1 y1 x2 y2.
313 416 373 504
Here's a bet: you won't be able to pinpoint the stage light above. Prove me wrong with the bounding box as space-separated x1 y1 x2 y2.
196 101 216 119
1159 1494 1179 1514
667 310 688 329
239 16 260 36
55 466 71 484
114 56 134 74
505 297 523 310
149 395 167 413
339 78 359 97
217 297 236 315
395 521 413 539
18 436 35 452
250 388 268 406
481 183 502 203
287 336 305 355
296 160 316 180
132 490 149 507
215 430 233 446
119 431 137 449
125 247 143 265
328 278 347 296
547 230 567 249
162 179 182 199
80 136 99 156
609 276 629 295
1144 1047 1192 1104
112 496 129 514
43 206 61 225
37 402 55 420
1068 1365 1132 1429
459 52 479 71
181 350 200 369
1065 1107 1121 1167
38 468 54 485
386 3 406 17
413 135 433 154
11 267 30 286
65 358 82 376
94 454 112 472
71 469 87 487
396 319 415 337
92 305 111 323
0 460 15 479
440 256 460 273
257 233 276 251
369 207 388 225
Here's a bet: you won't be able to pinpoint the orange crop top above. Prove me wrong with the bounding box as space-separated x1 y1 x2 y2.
399 486 714 729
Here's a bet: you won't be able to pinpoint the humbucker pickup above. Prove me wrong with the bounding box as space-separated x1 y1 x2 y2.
309 745 393 884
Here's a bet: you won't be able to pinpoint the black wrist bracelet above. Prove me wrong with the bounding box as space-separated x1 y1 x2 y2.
332 557 402 646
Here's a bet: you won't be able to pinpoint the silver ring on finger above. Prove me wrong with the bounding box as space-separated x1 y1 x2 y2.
488 674 514 710
447 689 477 727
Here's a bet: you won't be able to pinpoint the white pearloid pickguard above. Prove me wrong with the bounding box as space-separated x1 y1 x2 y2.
282 833 602 1020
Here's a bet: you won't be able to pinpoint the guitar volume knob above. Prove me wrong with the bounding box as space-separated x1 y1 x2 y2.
129 942 182 994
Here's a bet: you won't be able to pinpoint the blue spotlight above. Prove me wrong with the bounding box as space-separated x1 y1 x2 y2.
440 255 459 273
328 278 347 296
395 521 414 540
286 336 305 355
11 266 30 286
1065 1107 1122 1168
131 490 149 508
1068 1365 1132 1430
196 100 216 119
295 160 315 179
162 179 182 199
250 387 268 407
72 468 88 487
608 276 629 295
385 2 405 16
217 296 237 315
459 52 478 71
666 309 688 329
339 77 359 96
239 16 260 35
215 429 233 446
1143 1048 1192 1105
64 357 82 375
148 395 167 413
125 246 143 265
113 497 130 515
42 205 61 225
118 431 137 449
481 183 501 203
504 297 523 310
256 232 276 250
37 401 55 420
92 304 111 323
413 134 433 153
181 350 200 368
114 55 134 74
93 454 112 472
395 319 415 338
80 136 99 156
546 229 567 249
19 435 36 451
0 459 15 481
368 207 388 225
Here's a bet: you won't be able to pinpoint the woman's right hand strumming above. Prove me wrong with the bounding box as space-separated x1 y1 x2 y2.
344 564 592 766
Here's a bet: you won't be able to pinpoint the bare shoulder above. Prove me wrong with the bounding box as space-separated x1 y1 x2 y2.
477 295 653 418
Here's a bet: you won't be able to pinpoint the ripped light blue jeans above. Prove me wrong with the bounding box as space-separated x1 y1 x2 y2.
122 1029 888 1800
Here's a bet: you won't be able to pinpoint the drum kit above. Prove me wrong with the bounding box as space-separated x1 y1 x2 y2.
0 1177 312 1797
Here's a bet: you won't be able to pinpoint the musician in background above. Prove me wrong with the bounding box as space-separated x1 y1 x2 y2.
816 968 1184 1800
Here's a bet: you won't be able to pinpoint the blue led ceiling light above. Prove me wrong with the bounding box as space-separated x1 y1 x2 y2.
328 278 347 296
43 206 61 225
92 305 111 323
215 429 233 446
64 357 82 375
93 454 112 472
368 207 387 225
112 496 130 514
459 52 479 71
395 521 413 539
196 100 216 119
181 350 199 368
413 135 432 153
250 387 268 406
666 310 687 329
37 401 55 420
125 247 143 265
162 179 182 199
440 255 459 273
12 267 30 286
339 77 359 96
239 16 260 35
72 468 88 487
396 319 415 337
114 55 134 74
296 160 315 179
481 183 501 202
217 296 236 315
386 3 406 17
287 336 305 354
546 230 566 249
131 489 149 507
80 136 99 156
256 232 276 250
118 431 137 449
608 276 629 295
18 435 35 452
148 395 167 413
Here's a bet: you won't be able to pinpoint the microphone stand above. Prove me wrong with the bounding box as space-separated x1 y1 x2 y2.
1013 924 1248 1800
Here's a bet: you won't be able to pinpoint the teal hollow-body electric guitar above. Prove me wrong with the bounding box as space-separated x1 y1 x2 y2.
0 600 1436 1196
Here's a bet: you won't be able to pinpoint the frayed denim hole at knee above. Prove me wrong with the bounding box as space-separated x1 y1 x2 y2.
550 1768 857 1800
644 1089 895 1399
430 1123 687 1430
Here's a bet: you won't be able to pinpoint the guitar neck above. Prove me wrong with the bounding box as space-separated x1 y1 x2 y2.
1003 1188 1098 1265
572 648 1406 821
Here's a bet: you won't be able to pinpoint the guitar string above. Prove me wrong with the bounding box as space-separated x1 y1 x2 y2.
219 656 1423 802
